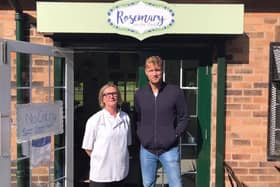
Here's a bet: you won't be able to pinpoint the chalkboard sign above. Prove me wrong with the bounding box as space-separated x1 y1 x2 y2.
16 101 63 143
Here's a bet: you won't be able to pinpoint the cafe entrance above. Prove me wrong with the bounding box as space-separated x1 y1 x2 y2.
72 41 212 187
0 36 212 187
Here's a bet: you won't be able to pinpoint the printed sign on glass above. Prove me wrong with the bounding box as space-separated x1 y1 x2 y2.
16 101 63 143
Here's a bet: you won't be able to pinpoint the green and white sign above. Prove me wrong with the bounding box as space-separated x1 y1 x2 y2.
107 1 174 34
37 0 244 40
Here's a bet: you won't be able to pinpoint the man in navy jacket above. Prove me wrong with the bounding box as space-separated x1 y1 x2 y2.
134 56 188 187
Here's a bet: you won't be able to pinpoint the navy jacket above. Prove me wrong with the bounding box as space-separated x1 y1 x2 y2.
134 82 188 154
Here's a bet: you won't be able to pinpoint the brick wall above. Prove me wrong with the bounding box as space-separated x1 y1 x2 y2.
0 10 16 40
216 13 280 187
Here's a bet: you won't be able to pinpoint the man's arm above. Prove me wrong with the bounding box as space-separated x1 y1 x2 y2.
175 89 189 136
133 93 141 128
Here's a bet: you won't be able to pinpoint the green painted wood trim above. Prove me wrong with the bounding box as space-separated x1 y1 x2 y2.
16 12 30 187
15 12 24 102
215 57 226 187
197 65 212 187
137 66 147 88
54 57 65 181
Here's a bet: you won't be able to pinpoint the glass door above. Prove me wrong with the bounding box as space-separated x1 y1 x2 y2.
0 39 73 187
0 40 11 187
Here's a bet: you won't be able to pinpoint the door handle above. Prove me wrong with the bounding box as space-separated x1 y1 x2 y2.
0 112 10 158
0 112 3 157
0 40 7 64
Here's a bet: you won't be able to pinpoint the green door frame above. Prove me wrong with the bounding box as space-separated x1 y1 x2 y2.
196 64 212 187
54 57 65 184
215 56 226 187
16 11 30 187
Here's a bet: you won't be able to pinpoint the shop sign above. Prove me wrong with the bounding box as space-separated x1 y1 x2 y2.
16 101 63 143
37 1 244 40
107 1 174 34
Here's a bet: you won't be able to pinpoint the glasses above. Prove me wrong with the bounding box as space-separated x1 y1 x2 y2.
103 92 118 97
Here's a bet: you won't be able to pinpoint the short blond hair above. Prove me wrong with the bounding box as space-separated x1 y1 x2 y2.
98 83 122 108
145 56 163 69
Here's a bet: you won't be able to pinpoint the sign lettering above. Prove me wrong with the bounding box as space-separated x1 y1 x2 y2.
108 1 174 34
16 101 63 143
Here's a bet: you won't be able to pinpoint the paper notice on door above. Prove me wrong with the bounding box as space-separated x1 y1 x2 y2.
16 101 63 143
31 136 51 167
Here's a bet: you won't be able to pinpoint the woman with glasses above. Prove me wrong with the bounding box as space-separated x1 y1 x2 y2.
82 83 131 187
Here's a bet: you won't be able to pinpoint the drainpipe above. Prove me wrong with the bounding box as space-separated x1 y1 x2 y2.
15 12 24 40
215 44 226 187
10 0 31 186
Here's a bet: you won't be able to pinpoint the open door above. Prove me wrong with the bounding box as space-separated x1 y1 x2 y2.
0 39 73 187
0 40 11 187
162 50 212 187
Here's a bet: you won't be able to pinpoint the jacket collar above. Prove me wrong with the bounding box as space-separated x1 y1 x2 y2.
147 81 167 93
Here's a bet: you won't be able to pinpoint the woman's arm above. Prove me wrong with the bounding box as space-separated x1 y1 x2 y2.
84 149 92 157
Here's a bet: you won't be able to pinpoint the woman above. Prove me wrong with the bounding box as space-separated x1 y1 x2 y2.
82 83 131 187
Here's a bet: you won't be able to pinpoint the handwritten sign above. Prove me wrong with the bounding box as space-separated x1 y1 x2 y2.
16 101 63 143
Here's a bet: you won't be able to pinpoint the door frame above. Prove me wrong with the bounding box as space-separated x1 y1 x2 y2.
0 40 11 187
0 39 74 187
197 64 212 187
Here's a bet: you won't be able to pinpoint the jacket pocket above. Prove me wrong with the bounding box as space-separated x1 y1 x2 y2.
157 126 177 149
136 125 154 148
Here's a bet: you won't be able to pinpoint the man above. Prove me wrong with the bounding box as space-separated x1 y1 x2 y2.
134 56 188 187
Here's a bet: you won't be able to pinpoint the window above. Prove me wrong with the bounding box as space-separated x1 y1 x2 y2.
268 43 280 160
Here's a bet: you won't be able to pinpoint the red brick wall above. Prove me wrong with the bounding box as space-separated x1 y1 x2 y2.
217 13 280 187
0 10 16 40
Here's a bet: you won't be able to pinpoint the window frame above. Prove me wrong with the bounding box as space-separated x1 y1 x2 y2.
268 42 280 161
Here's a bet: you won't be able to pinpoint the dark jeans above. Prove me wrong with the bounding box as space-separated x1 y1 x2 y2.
90 179 125 187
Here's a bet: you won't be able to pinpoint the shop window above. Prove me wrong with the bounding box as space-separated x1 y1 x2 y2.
268 43 280 160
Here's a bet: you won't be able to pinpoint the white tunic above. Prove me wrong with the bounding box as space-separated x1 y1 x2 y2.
82 109 131 182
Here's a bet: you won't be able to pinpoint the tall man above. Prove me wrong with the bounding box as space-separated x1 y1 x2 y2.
134 56 188 187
